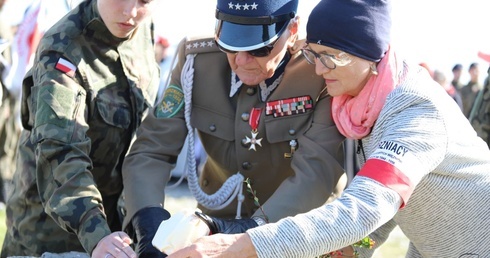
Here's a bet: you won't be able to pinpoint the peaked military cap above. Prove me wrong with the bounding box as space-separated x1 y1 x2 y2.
215 0 298 51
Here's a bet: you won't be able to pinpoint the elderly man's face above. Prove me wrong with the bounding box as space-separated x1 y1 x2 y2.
225 24 296 86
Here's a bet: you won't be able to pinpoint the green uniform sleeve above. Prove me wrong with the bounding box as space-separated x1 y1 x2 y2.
122 37 190 228
31 52 111 253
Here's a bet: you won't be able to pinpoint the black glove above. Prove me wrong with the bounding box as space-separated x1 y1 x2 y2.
194 211 260 234
130 207 171 258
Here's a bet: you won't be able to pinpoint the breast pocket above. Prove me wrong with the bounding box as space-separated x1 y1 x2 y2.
264 110 313 144
192 106 235 141
96 96 131 130
88 94 132 164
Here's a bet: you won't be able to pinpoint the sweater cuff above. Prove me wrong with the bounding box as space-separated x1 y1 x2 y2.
78 213 112 254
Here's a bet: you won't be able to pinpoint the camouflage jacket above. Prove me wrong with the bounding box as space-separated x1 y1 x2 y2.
16 0 159 253
470 76 490 147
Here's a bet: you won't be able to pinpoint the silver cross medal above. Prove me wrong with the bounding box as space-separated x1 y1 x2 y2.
245 130 263 151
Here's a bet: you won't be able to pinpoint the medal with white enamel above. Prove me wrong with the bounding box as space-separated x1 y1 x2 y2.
245 108 263 151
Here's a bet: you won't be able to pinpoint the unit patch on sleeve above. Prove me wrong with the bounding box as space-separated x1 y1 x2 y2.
55 57 77 77
265 96 313 117
155 85 184 118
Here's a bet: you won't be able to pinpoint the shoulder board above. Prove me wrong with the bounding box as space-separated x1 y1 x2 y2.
184 36 220 55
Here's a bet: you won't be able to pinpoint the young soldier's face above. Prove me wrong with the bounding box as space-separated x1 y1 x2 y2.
98 0 154 38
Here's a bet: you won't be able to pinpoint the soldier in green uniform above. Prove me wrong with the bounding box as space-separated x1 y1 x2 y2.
121 0 347 257
470 66 490 148
1 0 159 257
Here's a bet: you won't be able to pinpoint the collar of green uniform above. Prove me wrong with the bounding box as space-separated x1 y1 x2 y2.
229 51 291 99
264 51 290 86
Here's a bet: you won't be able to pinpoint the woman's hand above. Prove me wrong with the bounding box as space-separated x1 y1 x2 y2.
92 231 137 258
167 233 258 258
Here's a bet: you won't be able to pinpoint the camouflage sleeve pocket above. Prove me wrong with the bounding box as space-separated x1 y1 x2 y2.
33 84 80 142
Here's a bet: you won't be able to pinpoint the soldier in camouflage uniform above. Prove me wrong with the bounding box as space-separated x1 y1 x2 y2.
470 67 490 148
122 0 346 257
1 0 159 257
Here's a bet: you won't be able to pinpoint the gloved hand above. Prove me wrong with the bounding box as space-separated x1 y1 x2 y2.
130 207 171 258
194 211 262 234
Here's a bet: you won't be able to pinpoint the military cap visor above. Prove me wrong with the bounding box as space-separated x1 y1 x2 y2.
215 10 294 51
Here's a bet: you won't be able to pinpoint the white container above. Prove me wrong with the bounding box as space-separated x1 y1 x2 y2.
152 209 210 255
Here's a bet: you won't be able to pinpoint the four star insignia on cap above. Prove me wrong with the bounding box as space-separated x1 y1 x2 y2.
228 2 258 10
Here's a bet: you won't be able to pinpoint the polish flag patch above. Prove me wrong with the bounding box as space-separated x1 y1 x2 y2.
55 57 77 77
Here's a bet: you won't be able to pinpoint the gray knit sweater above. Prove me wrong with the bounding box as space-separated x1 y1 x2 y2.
247 62 490 258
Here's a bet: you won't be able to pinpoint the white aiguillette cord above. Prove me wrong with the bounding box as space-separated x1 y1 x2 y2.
181 54 245 219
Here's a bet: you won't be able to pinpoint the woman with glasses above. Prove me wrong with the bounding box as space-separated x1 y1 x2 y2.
167 0 490 257
121 0 347 256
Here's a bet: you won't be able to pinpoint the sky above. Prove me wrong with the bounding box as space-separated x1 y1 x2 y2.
3 0 489 83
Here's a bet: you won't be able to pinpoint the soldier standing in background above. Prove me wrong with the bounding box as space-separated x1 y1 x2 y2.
451 63 463 92
1 0 159 257
460 62 482 118
470 62 490 148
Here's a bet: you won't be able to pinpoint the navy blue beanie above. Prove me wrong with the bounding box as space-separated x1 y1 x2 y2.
306 0 392 62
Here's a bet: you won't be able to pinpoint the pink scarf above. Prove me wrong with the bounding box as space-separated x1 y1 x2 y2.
331 46 400 139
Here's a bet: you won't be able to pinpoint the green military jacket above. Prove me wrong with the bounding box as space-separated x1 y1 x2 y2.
3 0 159 256
123 35 345 228
470 75 490 147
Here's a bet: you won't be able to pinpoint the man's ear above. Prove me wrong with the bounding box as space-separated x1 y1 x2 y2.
286 16 300 49
288 16 300 39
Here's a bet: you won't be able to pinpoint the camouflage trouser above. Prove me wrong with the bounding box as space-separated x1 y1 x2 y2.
1 130 123 257
0 96 21 203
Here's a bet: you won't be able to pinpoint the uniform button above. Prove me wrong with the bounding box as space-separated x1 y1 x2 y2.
242 161 252 170
209 124 216 132
241 112 250 122
288 129 296 136
202 179 209 186
241 138 249 148
246 87 256 95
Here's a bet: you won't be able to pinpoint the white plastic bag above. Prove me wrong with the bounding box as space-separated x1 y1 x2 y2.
152 209 210 255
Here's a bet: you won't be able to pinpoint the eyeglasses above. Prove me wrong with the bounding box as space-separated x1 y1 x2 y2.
302 48 351 69
216 36 281 57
